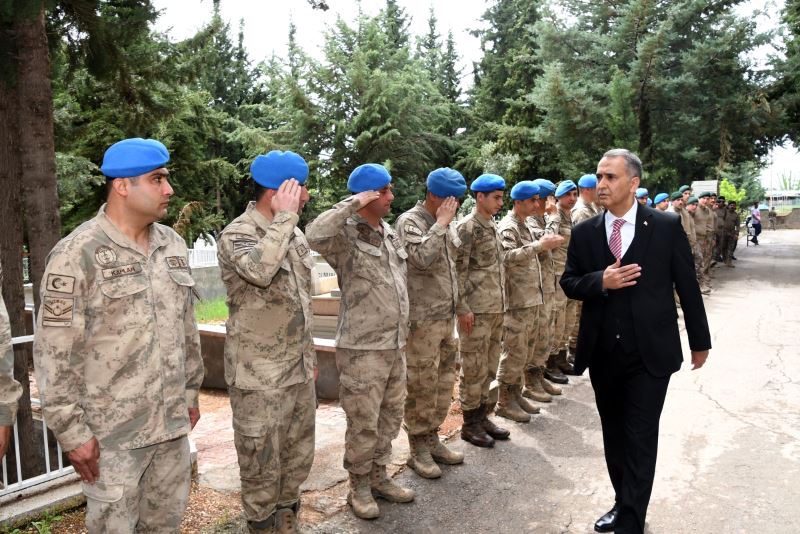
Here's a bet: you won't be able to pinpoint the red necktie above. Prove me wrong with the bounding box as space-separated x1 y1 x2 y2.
609 218 625 260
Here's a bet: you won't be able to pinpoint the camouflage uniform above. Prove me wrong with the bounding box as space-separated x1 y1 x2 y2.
455 210 506 411
33 205 204 533
567 199 600 352
714 207 726 261
678 205 706 286
395 201 459 438
691 204 713 286
721 209 740 264
526 214 558 369
306 196 408 476
495 212 543 386
550 207 573 352
217 202 317 526
0 261 22 429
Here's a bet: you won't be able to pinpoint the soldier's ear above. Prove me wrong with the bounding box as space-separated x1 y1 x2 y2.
109 178 131 199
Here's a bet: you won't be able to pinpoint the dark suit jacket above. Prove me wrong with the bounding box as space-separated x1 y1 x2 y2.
560 204 711 377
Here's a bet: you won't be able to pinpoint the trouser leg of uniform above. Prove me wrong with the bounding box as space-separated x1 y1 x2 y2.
692 246 706 286
84 436 191 534
137 436 192 532
231 382 316 522
529 298 554 368
278 380 316 507
458 312 502 411
484 313 503 405
337 348 406 475
497 307 538 386
551 280 568 353
405 319 457 436
564 298 579 349
567 300 581 351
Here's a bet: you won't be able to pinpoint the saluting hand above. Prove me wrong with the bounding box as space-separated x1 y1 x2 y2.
602 258 641 290
272 179 302 214
436 197 459 227
68 436 100 484
354 190 381 209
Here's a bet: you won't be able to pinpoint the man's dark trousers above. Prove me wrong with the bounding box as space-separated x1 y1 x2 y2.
589 345 670 533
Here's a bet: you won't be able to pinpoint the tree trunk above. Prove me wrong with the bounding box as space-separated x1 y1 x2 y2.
0 30 44 479
14 4 62 312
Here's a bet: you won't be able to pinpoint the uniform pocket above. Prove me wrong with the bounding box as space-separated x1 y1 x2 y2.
82 481 125 503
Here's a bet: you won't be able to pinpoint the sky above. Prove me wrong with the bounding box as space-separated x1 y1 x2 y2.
151 0 799 190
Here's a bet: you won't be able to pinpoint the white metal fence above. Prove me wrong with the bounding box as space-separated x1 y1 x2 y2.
1 310 74 498
188 248 218 268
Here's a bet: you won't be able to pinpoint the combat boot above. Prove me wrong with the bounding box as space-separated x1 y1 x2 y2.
494 384 530 422
522 367 552 403
566 346 576 365
480 403 510 440
539 366 562 396
407 434 441 479
347 472 380 519
370 464 415 503
427 432 464 465
460 407 494 448
513 385 540 415
274 507 297 534
544 354 569 384
554 349 577 375
247 515 275 534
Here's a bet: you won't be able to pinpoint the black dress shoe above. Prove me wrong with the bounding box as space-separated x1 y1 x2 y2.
543 367 569 384
594 504 618 533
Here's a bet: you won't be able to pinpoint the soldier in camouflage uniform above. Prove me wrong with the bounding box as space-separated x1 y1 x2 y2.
721 201 740 267
697 192 716 281
306 164 414 520
688 195 712 293
494 182 563 422
455 174 511 448
394 168 466 480
548 180 579 378
567 174 601 361
0 260 22 463
525 179 567 399
33 138 204 533
217 151 316 534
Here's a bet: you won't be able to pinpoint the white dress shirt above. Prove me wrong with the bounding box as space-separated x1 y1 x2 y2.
604 200 638 259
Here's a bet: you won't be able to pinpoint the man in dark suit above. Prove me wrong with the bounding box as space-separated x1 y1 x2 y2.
560 149 711 534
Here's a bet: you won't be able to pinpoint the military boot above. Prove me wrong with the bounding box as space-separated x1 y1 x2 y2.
554 349 577 375
460 407 494 448
347 472 380 519
494 384 531 423
480 403 511 440
370 464 415 503
427 432 464 465
539 366 563 396
247 515 275 534
274 507 297 534
513 385 540 414
566 346 576 365
522 367 552 403
544 354 570 384
407 434 441 479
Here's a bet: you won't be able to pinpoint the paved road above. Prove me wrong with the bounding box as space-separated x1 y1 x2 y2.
311 230 800 534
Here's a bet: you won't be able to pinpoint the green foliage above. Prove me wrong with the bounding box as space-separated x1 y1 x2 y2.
194 296 229 323
719 178 746 204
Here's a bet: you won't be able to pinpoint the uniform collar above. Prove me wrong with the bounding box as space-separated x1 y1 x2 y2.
472 208 495 227
414 200 436 225
245 201 273 234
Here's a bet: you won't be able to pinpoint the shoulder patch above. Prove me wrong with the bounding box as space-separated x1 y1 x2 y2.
42 296 74 327
404 224 423 237
233 239 258 254
46 273 75 294
473 226 484 238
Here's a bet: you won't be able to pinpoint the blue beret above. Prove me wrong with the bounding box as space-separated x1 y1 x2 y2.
101 138 169 179
427 168 467 198
646 198 653 206
678 185 691 193
578 174 597 188
510 181 540 200
347 163 392 193
470 174 506 192
635 187 649 199
251 150 309 189
555 180 577 198
654 193 669 204
532 178 556 197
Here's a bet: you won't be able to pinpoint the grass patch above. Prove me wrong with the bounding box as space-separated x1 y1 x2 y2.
195 297 229 323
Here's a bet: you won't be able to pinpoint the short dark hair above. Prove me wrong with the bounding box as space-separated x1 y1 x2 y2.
106 176 140 199
254 183 270 202
602 148 643 180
